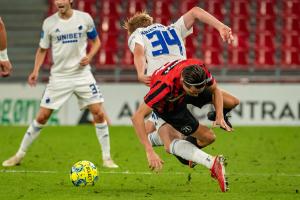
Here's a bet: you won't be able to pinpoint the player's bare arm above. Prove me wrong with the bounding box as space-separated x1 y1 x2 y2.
182 7 234 44
28 47 47 86
133 43 151 86
209 82 232 132
80 36 100 66
131 102 164 171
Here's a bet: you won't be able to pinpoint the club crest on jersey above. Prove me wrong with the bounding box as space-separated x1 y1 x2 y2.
45 97 51 104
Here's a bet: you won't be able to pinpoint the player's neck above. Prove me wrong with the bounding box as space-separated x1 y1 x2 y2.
58 9 73 20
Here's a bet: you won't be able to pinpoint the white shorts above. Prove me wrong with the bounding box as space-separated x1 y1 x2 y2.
40 72 104 110
148 112 167 131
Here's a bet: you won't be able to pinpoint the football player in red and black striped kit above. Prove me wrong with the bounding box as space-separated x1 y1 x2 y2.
132 58 231 192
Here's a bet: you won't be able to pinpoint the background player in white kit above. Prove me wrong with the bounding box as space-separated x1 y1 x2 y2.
124 8 239 165
2 0 118 168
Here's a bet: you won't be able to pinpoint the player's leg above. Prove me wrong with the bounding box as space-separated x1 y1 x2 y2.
88 103 119 168
189 125 228 192
75 73 118 168
168 124 228 192
2 107 53 167
159 108 228 191
155 111 210 168
2 78 72 167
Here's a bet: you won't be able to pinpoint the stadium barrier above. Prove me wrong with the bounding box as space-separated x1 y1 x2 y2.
0 83 299 126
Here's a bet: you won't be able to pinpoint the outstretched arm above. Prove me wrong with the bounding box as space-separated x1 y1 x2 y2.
131 102 164 171
182 7 234 44
133 43 151 86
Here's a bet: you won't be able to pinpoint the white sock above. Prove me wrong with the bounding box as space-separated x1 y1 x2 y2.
95 121 111 161
169 139 214 169
17 120 44 157
148 131 163 146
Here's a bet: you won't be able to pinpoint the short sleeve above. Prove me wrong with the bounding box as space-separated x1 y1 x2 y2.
128 30 145 53
172 16 193 39
85 13 98 39
39 20 50 49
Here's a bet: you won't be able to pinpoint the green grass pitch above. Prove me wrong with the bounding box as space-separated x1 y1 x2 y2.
0 126 299 200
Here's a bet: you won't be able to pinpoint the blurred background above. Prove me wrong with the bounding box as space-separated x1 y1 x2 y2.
0 0 299 126
1 0 300 83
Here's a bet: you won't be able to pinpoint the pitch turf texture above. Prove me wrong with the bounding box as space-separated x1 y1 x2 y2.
0 126 299 200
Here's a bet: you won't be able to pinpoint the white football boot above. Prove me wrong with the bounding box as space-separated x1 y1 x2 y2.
2 152 26 167
103 159 119 168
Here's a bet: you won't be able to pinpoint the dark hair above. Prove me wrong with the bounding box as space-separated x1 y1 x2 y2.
182 65 207 87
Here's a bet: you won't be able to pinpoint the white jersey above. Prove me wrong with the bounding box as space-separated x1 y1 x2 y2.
128 17 192 75
40 10 98 78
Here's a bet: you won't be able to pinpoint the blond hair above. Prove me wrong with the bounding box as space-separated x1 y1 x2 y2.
123 11 153 35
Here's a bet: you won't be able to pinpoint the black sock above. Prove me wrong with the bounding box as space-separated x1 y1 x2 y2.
174 155 189 165
223 108 232 116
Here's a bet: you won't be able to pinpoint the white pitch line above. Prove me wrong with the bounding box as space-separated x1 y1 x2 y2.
0 169 58 174
1 169 300 177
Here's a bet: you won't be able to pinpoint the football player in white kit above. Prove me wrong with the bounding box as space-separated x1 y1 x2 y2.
2 0 118 168
125 7 239 166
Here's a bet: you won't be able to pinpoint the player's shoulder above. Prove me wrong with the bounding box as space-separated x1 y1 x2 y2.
43 13 59 27
73 9 91 18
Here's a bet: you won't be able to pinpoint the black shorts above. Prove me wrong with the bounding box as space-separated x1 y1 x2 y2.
156 106 199 136
155 88 213 136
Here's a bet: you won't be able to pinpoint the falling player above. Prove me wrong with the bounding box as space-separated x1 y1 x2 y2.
124 8 239 166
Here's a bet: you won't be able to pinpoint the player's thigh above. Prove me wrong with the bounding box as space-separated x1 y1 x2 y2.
158 123 181 152
74 76 104 110
40 80 74 110
221 89 240 108
191 124 216 143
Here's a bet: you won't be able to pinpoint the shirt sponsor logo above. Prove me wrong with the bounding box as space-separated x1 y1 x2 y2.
57 32 83 44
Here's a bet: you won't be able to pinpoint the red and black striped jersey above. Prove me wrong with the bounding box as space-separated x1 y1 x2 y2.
144 58 215 114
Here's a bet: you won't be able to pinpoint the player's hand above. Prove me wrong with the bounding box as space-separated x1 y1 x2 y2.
218 25 234 45
79 56 91 66
28 71 39 87
0 60 12 77
146 150 164 172
138 74 151 86
213 117 232 132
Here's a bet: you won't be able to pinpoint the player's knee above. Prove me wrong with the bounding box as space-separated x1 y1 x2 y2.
164 145 171 153
231 97 240 108
36 113 50 124
206 130 216 144
91 109 105 122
